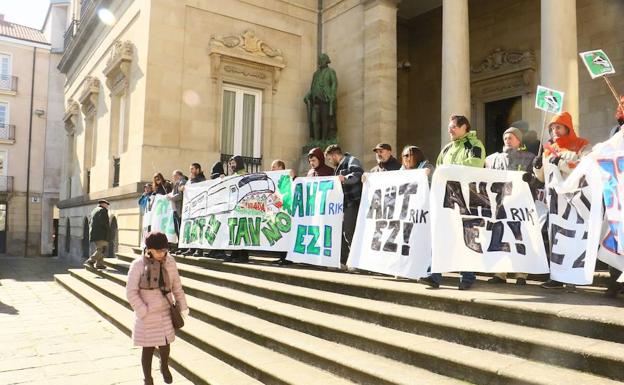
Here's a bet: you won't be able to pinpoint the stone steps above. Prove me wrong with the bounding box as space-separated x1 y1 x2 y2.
55 249 624 384
102 257 624 382
79 266 471 385
54 273 264 385
118 252 624 344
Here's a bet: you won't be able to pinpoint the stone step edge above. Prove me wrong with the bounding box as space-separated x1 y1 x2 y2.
83 265 476 385
116 252 624 345
95 262 624 383
67 269 362 385
77 267 624 385
54 273 264 385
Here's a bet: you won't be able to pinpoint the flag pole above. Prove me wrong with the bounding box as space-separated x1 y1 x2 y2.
603 75 623 110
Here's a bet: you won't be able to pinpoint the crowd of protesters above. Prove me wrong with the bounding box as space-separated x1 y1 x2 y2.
129 101 624 296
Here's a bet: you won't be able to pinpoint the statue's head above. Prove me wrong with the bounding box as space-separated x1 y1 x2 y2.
318 53 331 67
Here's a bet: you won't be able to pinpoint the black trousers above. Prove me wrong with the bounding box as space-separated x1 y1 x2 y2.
341 201 359 264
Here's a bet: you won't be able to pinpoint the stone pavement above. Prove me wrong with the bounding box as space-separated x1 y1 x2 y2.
0 256 193 385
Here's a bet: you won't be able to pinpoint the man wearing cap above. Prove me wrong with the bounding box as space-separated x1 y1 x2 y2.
370 143 401 172
485 126 535 286
86 200 110 269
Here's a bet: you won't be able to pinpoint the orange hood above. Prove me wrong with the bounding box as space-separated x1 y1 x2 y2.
545 112 589 155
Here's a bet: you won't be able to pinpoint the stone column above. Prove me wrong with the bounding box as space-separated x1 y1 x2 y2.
541 0 579 130
362 0 399 168
440 0 470 147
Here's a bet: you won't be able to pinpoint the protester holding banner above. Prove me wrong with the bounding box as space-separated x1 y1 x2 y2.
209 161 225 179
325 144 364 266
422 115 485 290
167 170 188 253
533 112 589 183
370 143 401 172
224 155 251 263
485 126 535 285
400 145 434 180
533 111 590 289
182 163 206 257
138 183 153 214
151 173 172 195
306 147 334 177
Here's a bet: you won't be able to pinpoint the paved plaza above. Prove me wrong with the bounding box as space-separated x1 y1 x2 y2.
0 257 192 385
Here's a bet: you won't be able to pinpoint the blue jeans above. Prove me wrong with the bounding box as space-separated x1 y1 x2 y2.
429 272 476 284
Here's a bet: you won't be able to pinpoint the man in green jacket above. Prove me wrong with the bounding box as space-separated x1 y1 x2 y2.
86 199 110 269
422 115 485 290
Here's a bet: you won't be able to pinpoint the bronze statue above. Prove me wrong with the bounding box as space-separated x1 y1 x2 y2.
304 53 337 140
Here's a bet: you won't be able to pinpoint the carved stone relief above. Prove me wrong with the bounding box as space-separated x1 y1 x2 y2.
79 76 100 116
103 40 134 93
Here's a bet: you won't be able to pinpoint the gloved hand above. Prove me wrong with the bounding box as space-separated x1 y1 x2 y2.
532 155 543 169
549 156 561 165
559 151 579 163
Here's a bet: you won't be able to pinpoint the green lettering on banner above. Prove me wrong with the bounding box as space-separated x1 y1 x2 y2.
160 216 175 237
275 211 292 233
278 175 293 213
318 180 334 215
228 218 238 245
324 225 332 257
234 218 251 246
307 226 320 255
204 215 221 245
183 220 192 243
294 225 307 254
262 220 282 246
195 218 206 242
306 182 318 216
154 198 169 215
291 183 304 217
248 217 261 246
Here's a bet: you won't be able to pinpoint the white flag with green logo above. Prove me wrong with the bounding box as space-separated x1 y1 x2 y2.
579 49 615 79
535 85 564 114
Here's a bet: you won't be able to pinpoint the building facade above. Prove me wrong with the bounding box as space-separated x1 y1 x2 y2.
0 1 67 256
57 0 624 261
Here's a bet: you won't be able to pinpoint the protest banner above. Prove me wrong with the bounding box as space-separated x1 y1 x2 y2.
545 162 603 284
535 85 564 114
579 49 615 79
179 171 293 251
286 176 343 268
348 170 432 279
430 165 548 274
580 142 624 277
149 194 178 243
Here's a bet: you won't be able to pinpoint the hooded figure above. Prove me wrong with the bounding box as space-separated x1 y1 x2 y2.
229 155 247 176
210 161 225 180
533 112 589 182
306 147 334 177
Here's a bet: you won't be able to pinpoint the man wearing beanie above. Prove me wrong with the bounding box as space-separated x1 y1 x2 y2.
86 199 110 269
485 126 535 286
485 126 535 172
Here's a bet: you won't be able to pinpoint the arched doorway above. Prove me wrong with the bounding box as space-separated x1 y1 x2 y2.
82 217 90 259
108 216 118 258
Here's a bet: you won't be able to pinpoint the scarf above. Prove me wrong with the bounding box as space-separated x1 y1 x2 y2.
138 254 171 291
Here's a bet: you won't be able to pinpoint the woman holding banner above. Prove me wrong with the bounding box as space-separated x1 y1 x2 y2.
224 155 251 263
400 145 434 181
532 111 590 289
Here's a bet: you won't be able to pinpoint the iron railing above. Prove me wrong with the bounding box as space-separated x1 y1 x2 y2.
0 75 17 92
63 19 79 51
112 157 120 187
0 176 14 193
220 154 263 175
0 123 15 141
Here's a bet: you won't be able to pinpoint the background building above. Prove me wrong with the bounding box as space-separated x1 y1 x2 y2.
57 0 624 261
0 1 68 256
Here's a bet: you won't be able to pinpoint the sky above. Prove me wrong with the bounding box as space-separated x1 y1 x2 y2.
0 0 51 29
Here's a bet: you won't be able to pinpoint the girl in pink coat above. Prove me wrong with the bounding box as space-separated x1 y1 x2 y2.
126 232 188 385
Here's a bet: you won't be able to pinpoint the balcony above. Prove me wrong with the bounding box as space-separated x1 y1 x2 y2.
63 19 79 51
0 176 14 193
0 75 17 93
220 153 263 175
0 123 15 142
80 0 96 20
